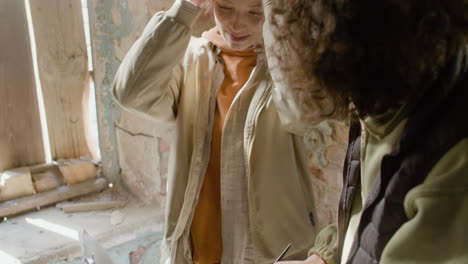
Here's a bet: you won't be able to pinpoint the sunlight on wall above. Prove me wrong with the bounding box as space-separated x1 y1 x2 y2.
81 0 101 161
24 0 52 164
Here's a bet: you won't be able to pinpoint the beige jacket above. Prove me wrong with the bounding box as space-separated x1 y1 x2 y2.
113 0 317 263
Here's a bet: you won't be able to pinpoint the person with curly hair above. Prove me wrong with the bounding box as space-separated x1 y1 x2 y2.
262 0 468 263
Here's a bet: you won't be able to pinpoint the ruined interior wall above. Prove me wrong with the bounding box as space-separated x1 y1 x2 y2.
88 0 174 206
89 0 347 229
306 121 348 229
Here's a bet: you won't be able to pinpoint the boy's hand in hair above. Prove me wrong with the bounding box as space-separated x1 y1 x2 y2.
184 0 214 36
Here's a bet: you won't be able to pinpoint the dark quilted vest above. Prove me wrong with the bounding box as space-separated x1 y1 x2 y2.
338 59 468 264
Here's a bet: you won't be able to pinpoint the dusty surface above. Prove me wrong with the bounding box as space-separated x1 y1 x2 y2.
0 190 164 264
51 230 163 264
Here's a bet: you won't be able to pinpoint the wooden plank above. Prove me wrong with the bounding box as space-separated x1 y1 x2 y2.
59 161 97 184
29 0 91 160
0 167 36 202
0 0 45 171
0 177 107 218
56 200 126 213
32 171 62 193
29 163 59 174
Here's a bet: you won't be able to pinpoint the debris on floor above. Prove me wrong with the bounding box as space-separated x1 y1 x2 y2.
0 159 107 218
80 230 114 264
0 192 165 264
57 201 127 213
110 210 125 226
59 161 97 185
0 177 108 218
0 167 36 202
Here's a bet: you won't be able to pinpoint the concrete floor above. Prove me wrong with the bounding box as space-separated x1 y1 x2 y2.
0 192 165 264
50 231 163 264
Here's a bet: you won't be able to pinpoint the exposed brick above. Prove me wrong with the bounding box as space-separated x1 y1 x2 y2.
130 246 148 264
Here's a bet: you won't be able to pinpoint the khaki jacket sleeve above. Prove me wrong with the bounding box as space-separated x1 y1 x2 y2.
262 0 334 135
308 224 339 264
381 138 468 264
113 0 200 128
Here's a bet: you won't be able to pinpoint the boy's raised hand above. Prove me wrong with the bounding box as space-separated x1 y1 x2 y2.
185 0 214 36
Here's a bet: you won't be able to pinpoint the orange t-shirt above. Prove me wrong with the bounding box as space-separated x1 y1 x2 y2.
190 28 257 264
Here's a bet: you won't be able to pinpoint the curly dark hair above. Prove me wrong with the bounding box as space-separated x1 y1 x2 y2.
268 0 467 118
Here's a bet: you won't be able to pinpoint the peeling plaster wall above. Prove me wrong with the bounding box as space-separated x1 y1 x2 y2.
89 0 348 229
88 0 173 205
306 121 348 229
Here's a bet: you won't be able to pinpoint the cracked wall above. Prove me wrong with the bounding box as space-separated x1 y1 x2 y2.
89 0 173 205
